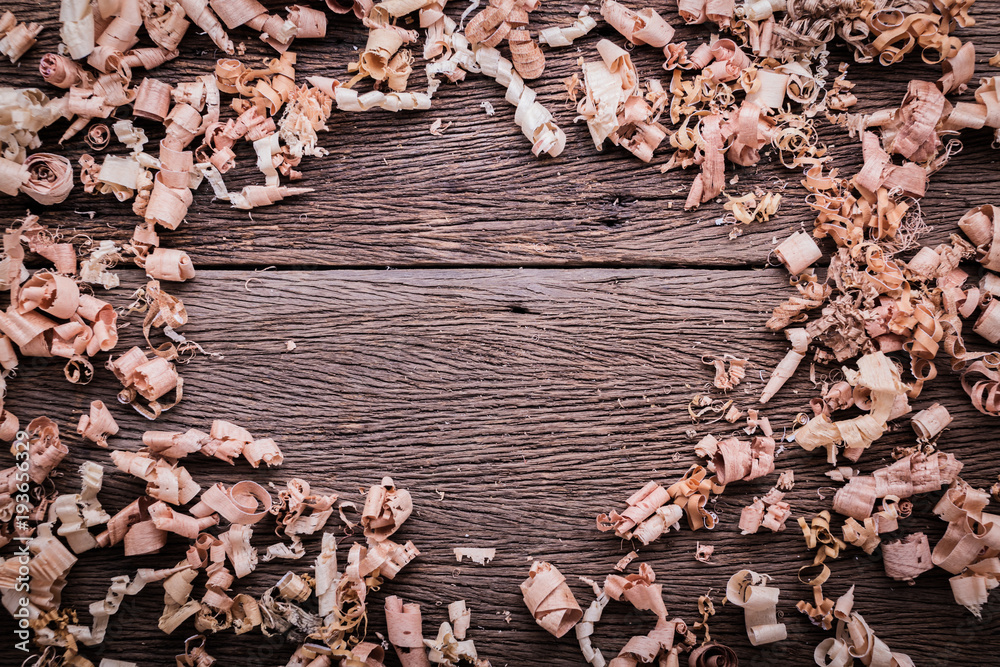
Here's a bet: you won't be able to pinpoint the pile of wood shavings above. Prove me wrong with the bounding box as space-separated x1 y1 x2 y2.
0 0 997 665
2 418 491 667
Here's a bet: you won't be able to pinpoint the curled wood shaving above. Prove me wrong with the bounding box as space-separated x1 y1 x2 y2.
177 634 217 667
723 189 782 228
689 642 738 667
279 85 332 158
49 461 110 553
601 0 675 48
0 523 74 612
385 595 431 667
607 617 693 665
448 600 471 641
143 419 284 466
739 487 790 535
362 476 413 541
692 592 715 644
614 549 639 571
109 345 183 419
112 450 202 506
79 240 122 289
702 354 748 390
931 479 1000 617
724 569 786 645
352 10 418 86
425 618 489 666
96 496 152 548
465 0 545 80
694 434 718 459
958 204 1000 272
581 38 637 128
910 402 951 440
812 592 914 667
538 7 597 47
27 416 69 485
713 436 775 485
775 230 822 276
961 355 1000 416
834 449 962 521
191 480 272 524
599 465 720 544
178 0 234 54
276 571 312 601
21 153 75 204
34 562 191 647
604 562 667 619
794 351 905 464
471 42 565 156
597 480 672 539
521 560 582 638
313 531 339 619
308 74 432 112
575 573 697 667
576 590 609 666
0 11 42 63
159 568 203 634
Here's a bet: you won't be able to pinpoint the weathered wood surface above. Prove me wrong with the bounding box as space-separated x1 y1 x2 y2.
2 269 999 665
2 5 1000 268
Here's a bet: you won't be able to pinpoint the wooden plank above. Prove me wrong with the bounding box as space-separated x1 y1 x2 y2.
2 268 997 665
2 8 999 268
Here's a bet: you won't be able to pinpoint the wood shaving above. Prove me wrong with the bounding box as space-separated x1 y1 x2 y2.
0 11 42 63
473 42 565 156
143 419 284 466
739 486 791 535
454 547 495 564
911 402 952 440
811 591 914 667
882 532 933 583
520 560 582 638
931 479 1000 617
575 569 701 667
386 595 431 667
692 592 715 644
362 476 413 541
794 352 906 464
614 549 639 571
425 616 490 666
465 0 545 79
723 189 782 228
712 436 775 485
538 7 597 47
429 118 452 135
702 354 748 390
601 1 674 48
77 399 120 447
724 569 786 645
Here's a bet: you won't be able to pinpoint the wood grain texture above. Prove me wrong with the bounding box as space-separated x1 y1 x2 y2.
1 268 998 665
1 5 999 268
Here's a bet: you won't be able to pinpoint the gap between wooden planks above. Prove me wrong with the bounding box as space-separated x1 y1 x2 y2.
1 268 998 665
